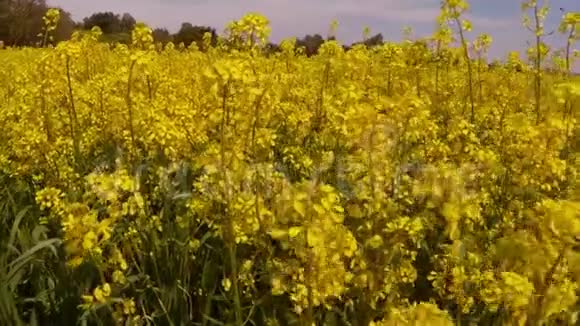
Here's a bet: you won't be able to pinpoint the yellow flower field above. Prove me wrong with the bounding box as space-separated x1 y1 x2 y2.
1 4 580 326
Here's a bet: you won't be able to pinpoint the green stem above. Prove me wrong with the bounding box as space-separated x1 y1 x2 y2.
533 4 542 125
219 81 243 325
65 55 81 172
453 15 475 123
126 60 137 158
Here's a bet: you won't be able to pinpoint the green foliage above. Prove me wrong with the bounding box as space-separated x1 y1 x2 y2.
0 1 74 46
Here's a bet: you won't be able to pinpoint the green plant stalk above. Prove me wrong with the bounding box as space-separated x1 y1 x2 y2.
42 28 49 48
368 118 377 200
150 237 176 326
452 14 476 123
557 23 574 153
416 67 422 97
533 4 542 125
126 59 137 158
564 26 574 74
39 64 52 143
65 55 81 172
315 59 331 132
251 89 267 234
526 245 567 325
219 82 243 325
435 39 441 96
477 50 484 104
304 185 315 326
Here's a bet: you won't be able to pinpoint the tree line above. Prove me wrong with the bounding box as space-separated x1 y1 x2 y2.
0 0 385 54
0 0 75 45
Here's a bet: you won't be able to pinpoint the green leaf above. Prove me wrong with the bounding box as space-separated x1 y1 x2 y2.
6 239 61 287
8 206 30 250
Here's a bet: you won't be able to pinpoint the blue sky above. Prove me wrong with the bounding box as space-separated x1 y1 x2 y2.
47 0 578 66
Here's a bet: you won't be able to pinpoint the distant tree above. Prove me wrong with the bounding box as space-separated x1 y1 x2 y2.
264 42 280 55
0 0 11 41
0 0 49 45
82 12 121 34
296 34 324 56
102 32 130 44
81 12 139 44
363 33 383 47
173 22 216 48
52 8 75 43
153 27 172 44
350 33 384 49
119 13 136 33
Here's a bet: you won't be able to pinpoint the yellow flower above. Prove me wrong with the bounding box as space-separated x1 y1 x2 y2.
93 283 111 303
222 278 232 292
113 270 127 285
82 231 97 251
122 299 136 315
